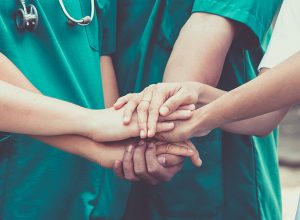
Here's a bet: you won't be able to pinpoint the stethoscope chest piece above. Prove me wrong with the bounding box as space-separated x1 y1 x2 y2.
15 2 39 32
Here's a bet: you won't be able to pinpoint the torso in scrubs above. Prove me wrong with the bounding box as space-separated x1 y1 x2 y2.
0 1 117 219
113 0 282 219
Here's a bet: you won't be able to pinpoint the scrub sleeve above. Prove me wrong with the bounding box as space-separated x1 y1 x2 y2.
114 0 282 220
0 1 117 219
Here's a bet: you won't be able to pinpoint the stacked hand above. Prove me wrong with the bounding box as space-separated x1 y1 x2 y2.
108 82 210 184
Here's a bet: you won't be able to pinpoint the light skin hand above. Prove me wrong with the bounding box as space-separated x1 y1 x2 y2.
87 107 176 142
113 82 199 138
113 140 201 185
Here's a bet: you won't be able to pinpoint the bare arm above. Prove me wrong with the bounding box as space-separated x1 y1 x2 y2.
163 13 236 85
113 13 237 138
193 52 300 133
195 79 289 136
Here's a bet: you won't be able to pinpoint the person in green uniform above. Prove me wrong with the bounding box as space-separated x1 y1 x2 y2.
113 0 283 219
0 1 203 219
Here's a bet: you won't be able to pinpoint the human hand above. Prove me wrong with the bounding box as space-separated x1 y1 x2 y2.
112 140 202 185
154 109 212 142
87 107 176 142
113 82 201 139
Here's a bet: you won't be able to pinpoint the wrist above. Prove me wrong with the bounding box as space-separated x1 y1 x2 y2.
79 109 106 140
191 107 217 136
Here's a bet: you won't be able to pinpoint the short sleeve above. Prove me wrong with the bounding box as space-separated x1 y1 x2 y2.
259 0 300 69
97 0 117 55
192 0 283 48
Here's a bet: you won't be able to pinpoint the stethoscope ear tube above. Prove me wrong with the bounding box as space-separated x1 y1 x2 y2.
59 0 95 26
15 0 94 32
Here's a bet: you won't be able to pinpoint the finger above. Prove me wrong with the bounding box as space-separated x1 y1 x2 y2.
157 154 185 167
156 143 194 157
156 122 175 133
160 89 194 116
145 143 173 182
137 87 153 138
178 104 196 111
159 110 192 121
185 141 202 167
113 94 133 110
133 141 159 184
123 144 140 181
147 87 169 138
123 98 140 125
113 160 125 179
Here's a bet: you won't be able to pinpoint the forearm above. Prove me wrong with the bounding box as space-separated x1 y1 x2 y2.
100 56 119 107
195 83 288 136
194 52 300 132
163 13 236 85
34 135 125 168
0 54 128 167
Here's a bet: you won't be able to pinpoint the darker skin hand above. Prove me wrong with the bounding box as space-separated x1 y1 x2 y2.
113 140 201 185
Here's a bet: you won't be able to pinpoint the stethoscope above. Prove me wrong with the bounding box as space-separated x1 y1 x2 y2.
14 0 95 32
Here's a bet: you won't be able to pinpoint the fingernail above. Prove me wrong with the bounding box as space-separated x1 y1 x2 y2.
198 158 203 167
123 116 129 122
127 145 133 153
148 130 154 138
158 156 166 165
140 130 146 138
188 148 194 153
160 106 169 115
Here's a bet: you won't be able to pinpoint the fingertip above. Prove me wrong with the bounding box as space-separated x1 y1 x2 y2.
140 130 147 139
123 116 131 124
147 129 155 138
159 106 170 116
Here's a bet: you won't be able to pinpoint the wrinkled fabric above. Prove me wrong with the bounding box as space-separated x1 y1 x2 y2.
0 1 116 219
113 0 282 219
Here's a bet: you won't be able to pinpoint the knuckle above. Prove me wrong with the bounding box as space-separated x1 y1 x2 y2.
147 165 158 175
137 104 147 112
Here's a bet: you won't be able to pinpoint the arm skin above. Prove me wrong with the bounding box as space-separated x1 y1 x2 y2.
192 52 300 135
0 53 175 142
114 12 237 138
163 13 236 84
0 53 183 168
193 80 289 137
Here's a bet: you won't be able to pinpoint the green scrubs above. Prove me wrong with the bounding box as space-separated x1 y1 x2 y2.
0 1 116 219
113 0 282 219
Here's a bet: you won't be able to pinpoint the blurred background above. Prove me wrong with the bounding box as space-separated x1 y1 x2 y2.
278 106 300 219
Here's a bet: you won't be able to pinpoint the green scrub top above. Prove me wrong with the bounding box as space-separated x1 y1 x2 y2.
113 0 282 219
0 1 117 219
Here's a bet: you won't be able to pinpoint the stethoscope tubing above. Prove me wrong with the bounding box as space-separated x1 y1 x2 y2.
58 0 95 26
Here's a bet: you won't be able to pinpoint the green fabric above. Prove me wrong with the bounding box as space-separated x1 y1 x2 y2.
113 0 282 219
0 1 116 219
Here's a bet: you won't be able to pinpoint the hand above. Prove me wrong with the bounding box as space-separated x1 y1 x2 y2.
113 82 201 138
113 140 202 185
87 107 176 142
154 109 212 142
